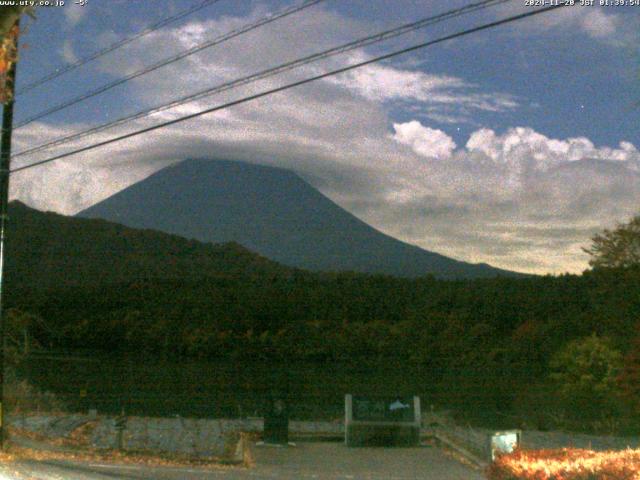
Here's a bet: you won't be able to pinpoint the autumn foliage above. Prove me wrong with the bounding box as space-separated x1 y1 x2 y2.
0 22 19 103
486 448 640 480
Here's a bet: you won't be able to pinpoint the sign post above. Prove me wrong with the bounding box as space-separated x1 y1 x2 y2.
115 410 127 450
489 430 521 461
345 395 421 447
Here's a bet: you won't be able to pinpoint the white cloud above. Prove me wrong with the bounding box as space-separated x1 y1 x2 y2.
60 39 78 64
496 4 636 46
580 8 618 39
378 122 640 273
328 57 466 102
10 5 640 275
326 54 520 117
465 127 640 170
393 121 456 160
64 4 88 28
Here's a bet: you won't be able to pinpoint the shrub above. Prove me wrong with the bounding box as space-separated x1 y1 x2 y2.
4 368 65 414
548 335 624 431
486 448 640 480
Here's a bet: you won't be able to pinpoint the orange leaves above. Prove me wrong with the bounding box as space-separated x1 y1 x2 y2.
0 23 19 103
487 448 640 480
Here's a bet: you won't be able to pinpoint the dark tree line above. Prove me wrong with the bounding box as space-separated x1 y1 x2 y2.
6 266 640 432
5 202 640 432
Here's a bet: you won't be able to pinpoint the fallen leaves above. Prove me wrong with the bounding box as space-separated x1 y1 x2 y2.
487 447 640 480
4 427 247 470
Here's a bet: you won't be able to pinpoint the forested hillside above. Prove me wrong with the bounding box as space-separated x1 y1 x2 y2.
5 200 291 291
5 201 640 432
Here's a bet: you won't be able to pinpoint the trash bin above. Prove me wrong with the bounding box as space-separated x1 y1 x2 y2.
263 397 289 445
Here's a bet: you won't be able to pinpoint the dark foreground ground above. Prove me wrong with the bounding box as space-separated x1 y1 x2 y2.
0 441 484 479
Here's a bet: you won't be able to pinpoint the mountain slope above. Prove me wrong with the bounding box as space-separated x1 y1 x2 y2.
78 159 518 279
5 200 291 292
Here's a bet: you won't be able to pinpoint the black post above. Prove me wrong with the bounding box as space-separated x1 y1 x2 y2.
0 19 19 450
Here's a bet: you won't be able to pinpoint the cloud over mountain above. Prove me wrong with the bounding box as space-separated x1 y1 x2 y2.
10 2 640 274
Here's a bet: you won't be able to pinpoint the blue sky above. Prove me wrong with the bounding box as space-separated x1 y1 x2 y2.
9 0 640 274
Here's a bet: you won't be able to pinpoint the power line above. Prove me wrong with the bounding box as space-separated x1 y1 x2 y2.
12 5 566 174
12 4 565 174
14 0 326 130
16 0 226 96
13 0 510 160
14 0 507 159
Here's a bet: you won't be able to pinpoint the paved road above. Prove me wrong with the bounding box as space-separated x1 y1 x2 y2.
0 442 484 479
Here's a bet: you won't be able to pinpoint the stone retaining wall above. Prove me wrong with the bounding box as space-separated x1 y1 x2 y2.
8 414 343 457
8 413 640 460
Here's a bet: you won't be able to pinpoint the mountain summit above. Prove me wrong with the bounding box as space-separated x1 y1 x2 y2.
78 159 517 278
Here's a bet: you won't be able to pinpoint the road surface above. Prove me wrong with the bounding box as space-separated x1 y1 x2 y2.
0 442 484 479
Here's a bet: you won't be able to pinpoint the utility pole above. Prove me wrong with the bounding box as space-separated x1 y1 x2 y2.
0 18 20 450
